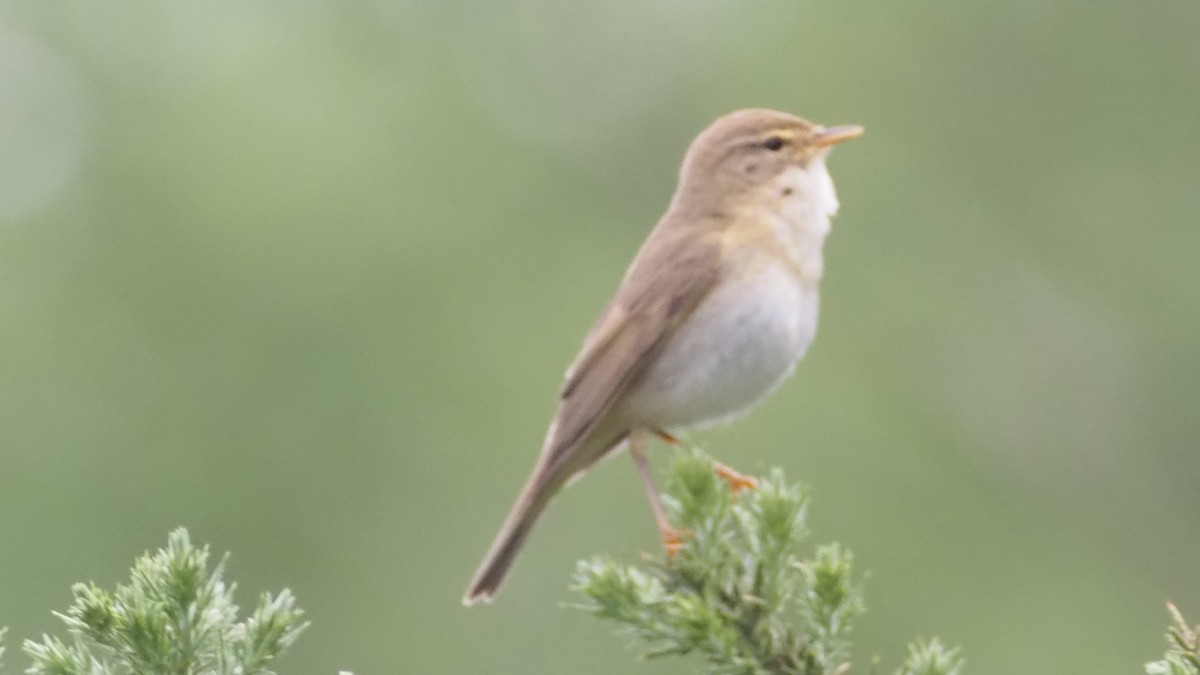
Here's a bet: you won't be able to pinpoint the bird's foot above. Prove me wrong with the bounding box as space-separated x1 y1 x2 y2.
655 430 756 492
659 523 691 559
712 460 758 492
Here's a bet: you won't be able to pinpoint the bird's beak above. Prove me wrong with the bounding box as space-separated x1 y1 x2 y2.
811 124 864 148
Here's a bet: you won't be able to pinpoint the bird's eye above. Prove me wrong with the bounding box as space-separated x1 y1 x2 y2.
763 136 785 151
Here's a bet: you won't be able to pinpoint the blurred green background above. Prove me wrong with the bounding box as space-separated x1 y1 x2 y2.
2 2 1198 673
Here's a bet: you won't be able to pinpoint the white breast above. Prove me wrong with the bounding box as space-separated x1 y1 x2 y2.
618 157 840 430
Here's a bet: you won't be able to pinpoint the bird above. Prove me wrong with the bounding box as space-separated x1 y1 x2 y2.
463 108 862 605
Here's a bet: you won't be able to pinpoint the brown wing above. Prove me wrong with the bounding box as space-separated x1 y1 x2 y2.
540 227 723 478
461 223 722 605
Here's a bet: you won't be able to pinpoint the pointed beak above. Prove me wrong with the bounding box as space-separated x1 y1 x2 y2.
811 124 864 148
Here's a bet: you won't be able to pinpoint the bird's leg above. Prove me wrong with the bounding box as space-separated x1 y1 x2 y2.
655 428 680 444
654 428 758 493
630 432 686 557
712 460 759 492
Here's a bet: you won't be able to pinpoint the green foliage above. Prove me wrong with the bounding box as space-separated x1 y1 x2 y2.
1146 603 1200 675
18 528 308 675
896 639 964 675
570 448 961 675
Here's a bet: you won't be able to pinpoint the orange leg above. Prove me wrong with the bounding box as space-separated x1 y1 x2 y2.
712 460 759 492
655 428 758 493
630 432 686 557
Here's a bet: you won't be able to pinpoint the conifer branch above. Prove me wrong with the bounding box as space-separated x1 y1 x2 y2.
570 448 965 675
17 528 308 675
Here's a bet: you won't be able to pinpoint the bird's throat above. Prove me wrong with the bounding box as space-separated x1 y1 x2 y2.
753 158 839 284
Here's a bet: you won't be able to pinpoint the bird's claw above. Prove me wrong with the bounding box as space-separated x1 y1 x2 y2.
713 461 759 492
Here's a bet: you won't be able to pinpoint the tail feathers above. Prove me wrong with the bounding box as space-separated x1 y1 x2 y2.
462 470 560 605
463 425 629 606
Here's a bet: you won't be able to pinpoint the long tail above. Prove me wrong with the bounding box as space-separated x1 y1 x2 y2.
463 427 628 605
461 464 565 605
